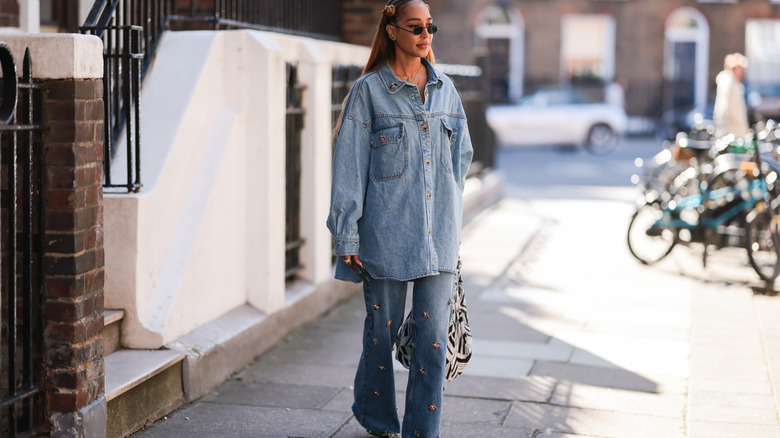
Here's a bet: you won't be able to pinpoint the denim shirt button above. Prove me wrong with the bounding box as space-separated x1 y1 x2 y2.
428 228 432 234
421 124 428 131
425 159 430 165
426 192 431 199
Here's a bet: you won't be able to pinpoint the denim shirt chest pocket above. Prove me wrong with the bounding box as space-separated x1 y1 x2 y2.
441 119 457 174
370 123 407 182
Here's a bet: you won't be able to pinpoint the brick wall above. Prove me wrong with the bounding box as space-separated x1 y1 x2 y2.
42 78 106 431
0 0 18 27
343 0 384 47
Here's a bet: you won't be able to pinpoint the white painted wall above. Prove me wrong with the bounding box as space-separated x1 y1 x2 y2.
79 0 94 25
103 30 370 348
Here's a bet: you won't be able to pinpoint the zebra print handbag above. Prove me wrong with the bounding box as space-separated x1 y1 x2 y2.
395 260 472 382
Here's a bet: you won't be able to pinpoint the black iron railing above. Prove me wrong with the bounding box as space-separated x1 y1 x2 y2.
80 1 145 192
285 63 305 281
0 44 47 438
82 0 344 193
331 65 363 133
169 0 343 38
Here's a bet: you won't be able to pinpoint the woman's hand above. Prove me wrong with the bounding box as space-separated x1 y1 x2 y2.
342 255 363 270
342 255 370 282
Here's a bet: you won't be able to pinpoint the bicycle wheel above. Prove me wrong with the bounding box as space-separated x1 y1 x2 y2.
745 210 780 282
627 202 678 264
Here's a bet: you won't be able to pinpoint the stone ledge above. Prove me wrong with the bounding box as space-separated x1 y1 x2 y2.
104 349 185 401
50 396 107 438
104 309 123 326
0 33 103 79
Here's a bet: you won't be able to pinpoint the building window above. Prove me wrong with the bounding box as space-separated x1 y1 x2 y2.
746 19 780 86
39 0 78 32
475 3 525 102
40 0 56 26
561 14 616 84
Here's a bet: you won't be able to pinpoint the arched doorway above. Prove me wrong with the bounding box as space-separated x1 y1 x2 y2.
475 3 524 103
664 7 709 112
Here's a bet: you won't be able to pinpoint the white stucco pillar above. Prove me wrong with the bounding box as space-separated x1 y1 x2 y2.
19 0 40 33
244 31 287 314
79 0 94 25
297 39 334 285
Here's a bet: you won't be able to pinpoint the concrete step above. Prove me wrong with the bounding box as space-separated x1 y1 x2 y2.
104 309 124 356
105 349 186 438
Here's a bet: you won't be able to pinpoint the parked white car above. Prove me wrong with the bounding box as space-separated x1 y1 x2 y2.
486 87 628 154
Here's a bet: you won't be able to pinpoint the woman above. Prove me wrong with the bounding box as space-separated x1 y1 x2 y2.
326 1 473 437
713 53 750 139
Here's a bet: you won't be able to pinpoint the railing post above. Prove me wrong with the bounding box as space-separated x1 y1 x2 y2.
132 27 142 190
284 63 305 281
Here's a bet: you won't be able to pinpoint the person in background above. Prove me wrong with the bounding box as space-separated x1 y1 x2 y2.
713 53 750 139
604 78 625 110
326 1 473 437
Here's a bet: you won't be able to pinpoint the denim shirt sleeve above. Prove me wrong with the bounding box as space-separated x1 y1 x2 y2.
453 113 474 192
451 94 474 192
327 91 371 256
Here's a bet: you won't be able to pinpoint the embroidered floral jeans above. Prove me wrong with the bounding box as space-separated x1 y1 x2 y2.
352 272 455 438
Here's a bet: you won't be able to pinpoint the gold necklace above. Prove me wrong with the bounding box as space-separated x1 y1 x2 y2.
393 64 424 83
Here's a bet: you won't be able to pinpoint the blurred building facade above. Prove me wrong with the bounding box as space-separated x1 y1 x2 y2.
345 0 780 122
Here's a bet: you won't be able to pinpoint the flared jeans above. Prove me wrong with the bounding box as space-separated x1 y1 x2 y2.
352 272 455 438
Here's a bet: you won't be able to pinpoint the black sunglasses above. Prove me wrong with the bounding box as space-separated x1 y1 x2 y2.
392 23 438 35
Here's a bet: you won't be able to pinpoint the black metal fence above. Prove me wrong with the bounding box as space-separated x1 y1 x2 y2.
0 45 47 438
80 0 146 192
80 19 143 192
285 63 305 281
170 0 343 38
331 65 363 135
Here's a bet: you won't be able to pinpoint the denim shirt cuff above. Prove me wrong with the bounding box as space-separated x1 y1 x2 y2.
333 236 360 255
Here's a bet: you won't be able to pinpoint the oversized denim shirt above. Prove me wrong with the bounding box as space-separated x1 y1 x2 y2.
327 59 474 282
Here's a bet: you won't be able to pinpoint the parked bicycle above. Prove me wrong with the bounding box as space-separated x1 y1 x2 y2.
627 124 780 283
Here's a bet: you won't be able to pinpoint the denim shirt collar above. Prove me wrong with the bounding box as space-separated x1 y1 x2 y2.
379 58 443 94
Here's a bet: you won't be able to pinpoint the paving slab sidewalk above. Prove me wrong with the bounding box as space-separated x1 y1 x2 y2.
135 197 780 438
